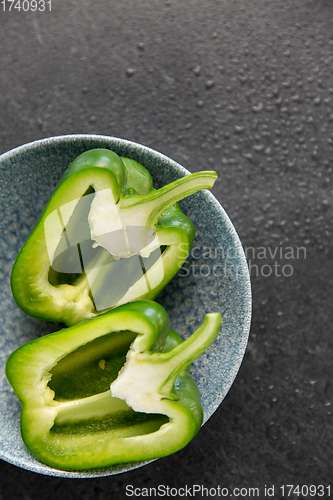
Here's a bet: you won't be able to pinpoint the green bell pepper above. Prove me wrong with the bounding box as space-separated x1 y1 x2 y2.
6 300 222 471
11 149 217 326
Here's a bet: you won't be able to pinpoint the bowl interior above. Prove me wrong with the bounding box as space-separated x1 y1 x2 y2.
0 135 251 477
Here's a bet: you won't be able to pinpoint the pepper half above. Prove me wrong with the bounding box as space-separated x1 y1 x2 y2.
6 300 222 471
11 149 217 326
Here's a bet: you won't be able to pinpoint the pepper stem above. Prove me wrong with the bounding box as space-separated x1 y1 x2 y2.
110 312 222 414
118 171 217 228
158 313 222 397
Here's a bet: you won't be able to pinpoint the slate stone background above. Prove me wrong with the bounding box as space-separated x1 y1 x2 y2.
0 0 332 498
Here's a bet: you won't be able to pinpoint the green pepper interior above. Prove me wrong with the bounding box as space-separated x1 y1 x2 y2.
47 187 167 310
50 411 169 438
49 330 135 401
48 330 169 437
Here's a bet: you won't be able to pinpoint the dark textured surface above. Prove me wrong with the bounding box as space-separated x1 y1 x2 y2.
0 0 332 498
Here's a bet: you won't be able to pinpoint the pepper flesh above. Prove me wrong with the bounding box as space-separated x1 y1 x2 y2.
10 149 217 326
5 300 222 471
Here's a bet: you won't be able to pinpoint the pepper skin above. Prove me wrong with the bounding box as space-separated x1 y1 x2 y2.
6 300 222 471
10 149 217 326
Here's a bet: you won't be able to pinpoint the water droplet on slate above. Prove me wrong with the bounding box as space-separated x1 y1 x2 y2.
282 78 291 88
252 103 263 112
193 65 201 76
234 125 245 134
206 80 214 89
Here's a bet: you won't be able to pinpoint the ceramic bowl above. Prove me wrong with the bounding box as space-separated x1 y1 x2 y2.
0 135 251 477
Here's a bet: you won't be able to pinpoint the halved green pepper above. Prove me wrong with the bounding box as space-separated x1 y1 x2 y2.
11 149 217 326
6 300 222 471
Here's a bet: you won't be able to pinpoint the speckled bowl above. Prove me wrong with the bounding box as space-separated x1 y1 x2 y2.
0 135 251 478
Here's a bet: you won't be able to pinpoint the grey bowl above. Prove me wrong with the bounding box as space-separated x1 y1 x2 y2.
0 134 251 478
